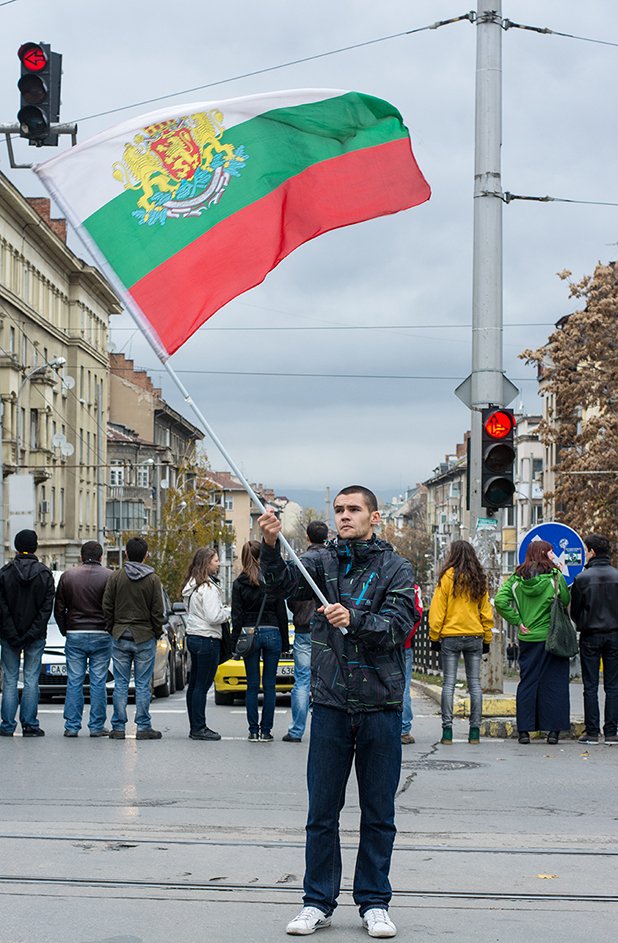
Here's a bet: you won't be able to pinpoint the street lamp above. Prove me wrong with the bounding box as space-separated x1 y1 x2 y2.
15 357 66 470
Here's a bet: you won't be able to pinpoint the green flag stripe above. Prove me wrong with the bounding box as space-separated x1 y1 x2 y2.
83 92 408 288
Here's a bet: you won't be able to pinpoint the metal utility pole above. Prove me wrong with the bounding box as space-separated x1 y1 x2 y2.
454 1 519 692
96 379 105 549
456 0 518 527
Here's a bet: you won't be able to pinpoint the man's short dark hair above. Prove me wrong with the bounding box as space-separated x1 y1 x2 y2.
335 486 378 513
307 520 328 544
81 540 103 562
584 533 611 557
125 536 148 562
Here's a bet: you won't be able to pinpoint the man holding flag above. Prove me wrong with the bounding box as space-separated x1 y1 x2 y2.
259 487 418 938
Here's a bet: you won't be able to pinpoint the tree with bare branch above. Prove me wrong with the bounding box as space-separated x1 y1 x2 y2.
521 262 618 546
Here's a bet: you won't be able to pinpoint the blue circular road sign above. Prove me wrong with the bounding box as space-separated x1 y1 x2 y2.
518 521 586 586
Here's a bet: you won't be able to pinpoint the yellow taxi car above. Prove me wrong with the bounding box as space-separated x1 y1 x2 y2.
214 628 295 705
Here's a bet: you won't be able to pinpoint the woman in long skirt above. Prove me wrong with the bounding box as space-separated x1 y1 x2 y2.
495 540 570 744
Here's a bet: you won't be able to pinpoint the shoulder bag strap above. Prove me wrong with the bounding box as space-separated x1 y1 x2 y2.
254 590 268 630
511 578 522 620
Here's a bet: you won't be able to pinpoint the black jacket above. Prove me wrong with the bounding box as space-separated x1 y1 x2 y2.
231 572 289 652
261 536 418 713
571 556 618 634
54 561 113 635
0 554 55 648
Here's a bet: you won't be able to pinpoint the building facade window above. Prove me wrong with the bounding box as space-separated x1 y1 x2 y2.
136 465 150 488
110 462 125 486
106 500 146 532
29 409 39 449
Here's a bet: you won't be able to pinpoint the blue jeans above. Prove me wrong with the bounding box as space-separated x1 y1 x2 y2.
304 703 402 916
64 633 112 733
111 637 156 731
1 637 46 733
441 636 483 728
244 625 281 735
579 631 618 736
288 631 311 739
401 648 414 735
186 635 220 732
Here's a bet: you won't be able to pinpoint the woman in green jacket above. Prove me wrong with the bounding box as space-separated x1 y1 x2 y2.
495 539 570 745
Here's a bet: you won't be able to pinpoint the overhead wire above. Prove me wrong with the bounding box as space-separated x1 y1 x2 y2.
72 13 475 124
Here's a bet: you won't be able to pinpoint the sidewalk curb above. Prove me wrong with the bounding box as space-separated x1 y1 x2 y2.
412 679 586 739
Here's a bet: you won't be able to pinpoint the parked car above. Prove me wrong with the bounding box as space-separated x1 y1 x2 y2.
213 628 295 705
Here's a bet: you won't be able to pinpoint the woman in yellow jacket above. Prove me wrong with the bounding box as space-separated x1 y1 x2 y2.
429 540 494 745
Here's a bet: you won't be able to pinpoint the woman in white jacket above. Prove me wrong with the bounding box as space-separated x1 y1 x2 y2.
182 548 230 741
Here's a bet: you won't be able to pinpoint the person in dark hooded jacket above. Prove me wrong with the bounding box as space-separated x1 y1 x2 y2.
102 536 164 740
0 529 55 737
259 486 418 940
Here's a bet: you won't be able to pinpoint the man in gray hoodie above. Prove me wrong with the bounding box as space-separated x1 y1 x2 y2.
102 537 165 740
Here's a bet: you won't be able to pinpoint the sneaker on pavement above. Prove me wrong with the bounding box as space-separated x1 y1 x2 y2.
260 732 274 742
282 733 302 742
401 733 415 744
248 732 260 741
286 906 332 935
362 908 397 938
604 734 618 744
468 726 480 744
63 729 79 737
440 726 453 745
109 729 126 740
90 728 111 738
136 728 162 740
578 733 599 744
0 729 14 737
22 725 45 737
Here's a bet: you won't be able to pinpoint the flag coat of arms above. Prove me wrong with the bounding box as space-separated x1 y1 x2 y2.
36 89 430 357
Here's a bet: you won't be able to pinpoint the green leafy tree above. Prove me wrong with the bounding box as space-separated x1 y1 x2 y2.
521 262 618 546
146 459 234 598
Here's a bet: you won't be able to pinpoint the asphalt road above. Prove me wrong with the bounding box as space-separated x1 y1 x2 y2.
0 686 615 943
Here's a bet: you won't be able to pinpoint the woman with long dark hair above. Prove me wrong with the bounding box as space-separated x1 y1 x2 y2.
182 548 230 741
231 541 289 742
495 539 570 744
429 540 493 745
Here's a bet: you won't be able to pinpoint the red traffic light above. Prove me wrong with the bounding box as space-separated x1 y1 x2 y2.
18 42 47 73
484 409 515 440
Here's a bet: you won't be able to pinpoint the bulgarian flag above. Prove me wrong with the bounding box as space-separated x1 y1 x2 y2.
35 89 430 357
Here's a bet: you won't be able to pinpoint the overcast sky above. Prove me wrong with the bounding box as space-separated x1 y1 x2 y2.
1 1 616 504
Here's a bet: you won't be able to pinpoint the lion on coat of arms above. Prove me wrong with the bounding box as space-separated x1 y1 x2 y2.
112 110 248 225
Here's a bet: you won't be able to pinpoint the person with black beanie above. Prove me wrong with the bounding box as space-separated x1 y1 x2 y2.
0 530 55 737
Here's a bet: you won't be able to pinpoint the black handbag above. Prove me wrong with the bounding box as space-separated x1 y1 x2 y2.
234 593 267 659
545 572 579 659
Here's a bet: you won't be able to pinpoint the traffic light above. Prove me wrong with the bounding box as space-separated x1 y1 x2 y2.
17 42 62 146
481 407 516 511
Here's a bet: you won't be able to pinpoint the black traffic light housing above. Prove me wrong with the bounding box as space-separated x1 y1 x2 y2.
17 42 62 146
481 407 516 511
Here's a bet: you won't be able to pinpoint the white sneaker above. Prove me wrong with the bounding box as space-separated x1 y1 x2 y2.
362 908 397 938
286 906 332 935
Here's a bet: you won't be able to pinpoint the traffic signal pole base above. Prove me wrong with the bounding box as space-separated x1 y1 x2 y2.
0 123 78 169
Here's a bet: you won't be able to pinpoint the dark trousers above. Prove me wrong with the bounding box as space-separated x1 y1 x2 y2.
579 631 618 736
186 635 220 733
517 640 570 732
303 703 402 917
244 626 281 735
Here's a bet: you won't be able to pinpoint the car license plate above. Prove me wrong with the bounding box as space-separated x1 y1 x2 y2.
279 665 294 676
46 664 67 676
